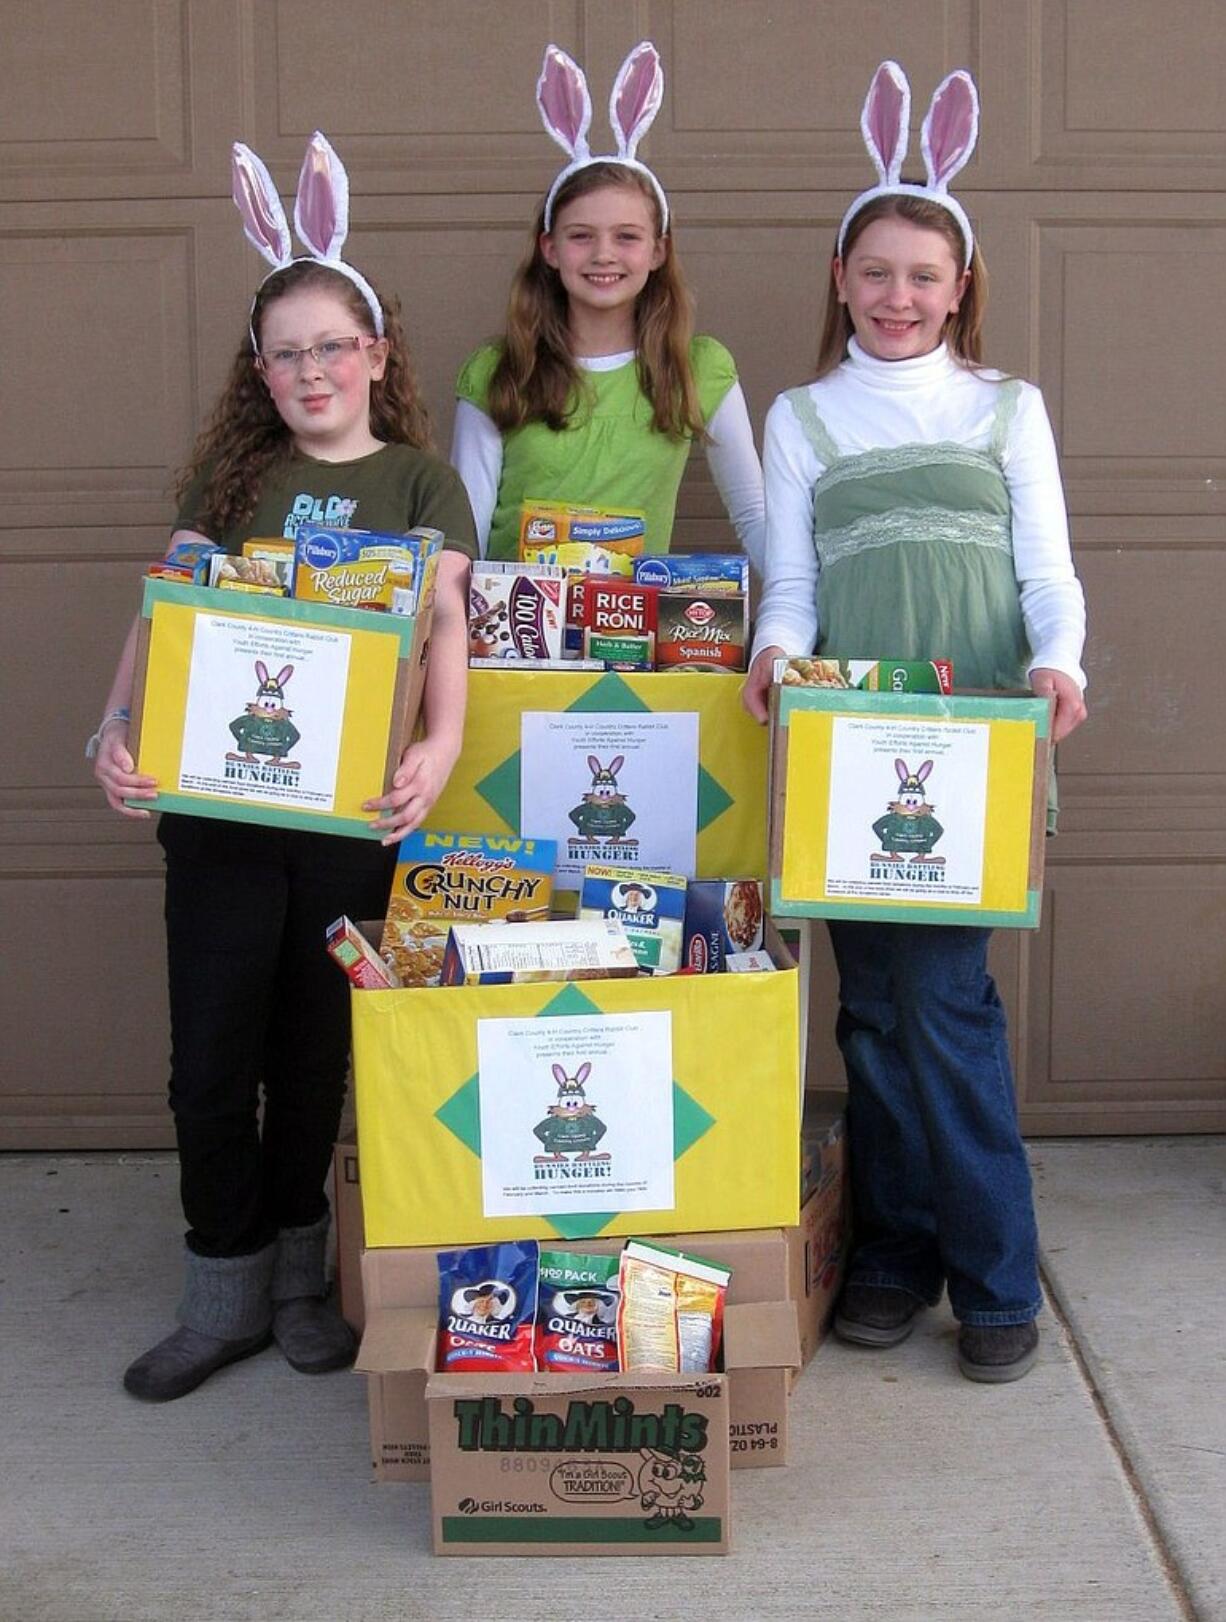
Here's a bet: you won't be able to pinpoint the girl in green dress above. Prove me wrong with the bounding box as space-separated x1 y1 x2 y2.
451 42 764 564
745 62 1088 1383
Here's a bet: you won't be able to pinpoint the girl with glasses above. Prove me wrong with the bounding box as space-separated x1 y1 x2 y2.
90 135 477 1403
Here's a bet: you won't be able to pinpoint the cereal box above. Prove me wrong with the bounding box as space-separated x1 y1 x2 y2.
384 832 557 988
656 593 748 673
682 881 765 973
579 864 688 975
774 656 954 694
634 554 749 595
468 562 566 662
440 919 639 985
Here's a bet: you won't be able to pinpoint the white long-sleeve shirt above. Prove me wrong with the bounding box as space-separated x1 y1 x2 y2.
450 349 766 570
753 340 1087 688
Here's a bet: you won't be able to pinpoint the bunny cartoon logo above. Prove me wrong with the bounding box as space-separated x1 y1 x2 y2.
225 661 302 781
637 1448 706 1531
532 1061 610 1177
567 755 638 861
870 758 946 877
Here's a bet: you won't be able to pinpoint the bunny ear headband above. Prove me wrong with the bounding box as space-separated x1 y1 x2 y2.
231 131 384 351
537 40 669 232
838 60 980 263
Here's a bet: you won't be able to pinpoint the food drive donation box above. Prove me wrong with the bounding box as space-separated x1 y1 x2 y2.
427 667 769 882
352 924 800 1249
769 686 1053 928
127 578 431 836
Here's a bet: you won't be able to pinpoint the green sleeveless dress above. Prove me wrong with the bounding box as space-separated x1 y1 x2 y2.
787 378 1057 827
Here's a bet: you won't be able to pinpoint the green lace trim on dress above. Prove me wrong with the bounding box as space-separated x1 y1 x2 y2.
813 439 1004 498
785 387 842 467
819 507 1013 570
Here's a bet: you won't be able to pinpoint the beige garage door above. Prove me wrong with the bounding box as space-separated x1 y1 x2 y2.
4 1 1224 1146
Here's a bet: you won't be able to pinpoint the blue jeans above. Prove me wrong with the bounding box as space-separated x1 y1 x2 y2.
827 921 1041 1327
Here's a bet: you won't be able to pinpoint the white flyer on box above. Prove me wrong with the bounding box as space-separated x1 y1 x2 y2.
178 613 350 809
520 710 699 891
824 715 989 903
476 1011 674 1217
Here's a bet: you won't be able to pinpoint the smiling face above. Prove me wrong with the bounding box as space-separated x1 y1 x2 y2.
541 182 666 338
256 284 389 460
834 216 969 363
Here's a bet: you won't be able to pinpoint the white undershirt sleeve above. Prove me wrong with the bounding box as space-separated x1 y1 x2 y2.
751 394 823 662
702 383 766 573
449 399 504 561
1004 387 1088 690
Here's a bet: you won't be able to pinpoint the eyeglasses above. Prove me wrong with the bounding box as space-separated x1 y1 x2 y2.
256 335 377 376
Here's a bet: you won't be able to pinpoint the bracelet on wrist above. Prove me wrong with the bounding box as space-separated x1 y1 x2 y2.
85 707 131 761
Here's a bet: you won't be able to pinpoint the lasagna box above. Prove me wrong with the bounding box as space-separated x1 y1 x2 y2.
681 880 765 973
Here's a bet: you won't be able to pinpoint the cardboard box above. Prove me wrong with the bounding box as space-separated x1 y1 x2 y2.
357 1226 801 1485
769 684 1054 928
332 1136 364 1334
790 1095 850 1366
425 1354 730 1555
127 577 434 837
353 923 800 1248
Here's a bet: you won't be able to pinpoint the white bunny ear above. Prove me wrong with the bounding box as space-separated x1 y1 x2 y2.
231 143 292 268
921 69 979 191
609 40 664 159
860 60 911 185
536 43 592 161
293 131 350 260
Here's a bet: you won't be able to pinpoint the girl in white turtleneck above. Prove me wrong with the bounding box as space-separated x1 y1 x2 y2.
744 191 1087 1385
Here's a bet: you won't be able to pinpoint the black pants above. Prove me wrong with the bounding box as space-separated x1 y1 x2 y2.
158 815 395 1258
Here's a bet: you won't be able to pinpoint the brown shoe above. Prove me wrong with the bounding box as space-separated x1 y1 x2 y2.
834 1283 926 1347
958 1321 1039 1383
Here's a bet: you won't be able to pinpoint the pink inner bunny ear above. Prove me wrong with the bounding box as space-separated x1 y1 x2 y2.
922 70 979 189
610 40 664 158
861 60 910 185
536 44 592 160
293 131 349 260
231 143 291 267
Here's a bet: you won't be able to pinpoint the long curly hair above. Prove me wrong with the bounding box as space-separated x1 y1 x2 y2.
815 191 988 379
485 163 706 443
176 261 433 537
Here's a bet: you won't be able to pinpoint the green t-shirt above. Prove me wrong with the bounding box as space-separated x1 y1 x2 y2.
456 336 737 560
176 442 477 557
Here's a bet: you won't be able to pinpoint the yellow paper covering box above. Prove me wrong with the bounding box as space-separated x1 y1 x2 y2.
353 923 801 1248
427 667 770 882
126 578 432 837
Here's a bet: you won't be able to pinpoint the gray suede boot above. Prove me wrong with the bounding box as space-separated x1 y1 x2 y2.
123 1245 275 1402
271 1212 356 1374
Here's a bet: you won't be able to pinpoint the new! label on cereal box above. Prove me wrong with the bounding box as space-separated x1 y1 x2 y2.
383 832 557 987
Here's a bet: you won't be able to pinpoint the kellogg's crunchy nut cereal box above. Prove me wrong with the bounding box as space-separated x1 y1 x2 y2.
384 833 557 986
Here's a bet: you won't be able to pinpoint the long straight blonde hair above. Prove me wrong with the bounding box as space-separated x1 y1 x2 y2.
486 162 706 441
815 191 988 378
